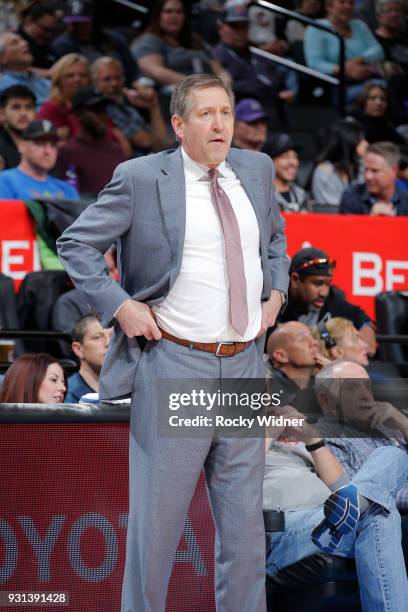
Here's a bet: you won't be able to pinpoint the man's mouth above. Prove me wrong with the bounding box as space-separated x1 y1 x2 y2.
210 138 225 144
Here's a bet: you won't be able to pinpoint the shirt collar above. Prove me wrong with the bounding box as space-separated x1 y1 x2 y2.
181 147 232 182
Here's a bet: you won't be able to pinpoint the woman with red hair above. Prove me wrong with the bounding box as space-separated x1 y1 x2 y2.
0 353 66 404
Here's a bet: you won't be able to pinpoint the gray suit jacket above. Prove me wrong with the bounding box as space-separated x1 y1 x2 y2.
57 147 289 399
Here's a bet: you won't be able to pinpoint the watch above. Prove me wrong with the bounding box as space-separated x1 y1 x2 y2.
305 439 326 452
278 290 287 308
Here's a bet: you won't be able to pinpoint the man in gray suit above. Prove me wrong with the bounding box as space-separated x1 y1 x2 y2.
57 73 289 612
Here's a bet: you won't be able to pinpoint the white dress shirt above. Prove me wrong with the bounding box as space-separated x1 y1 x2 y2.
152 148 263 342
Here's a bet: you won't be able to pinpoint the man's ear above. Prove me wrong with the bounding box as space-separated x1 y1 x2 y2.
271 348 288 366
171 114 184 141
290 272 300 288
71 341 84 360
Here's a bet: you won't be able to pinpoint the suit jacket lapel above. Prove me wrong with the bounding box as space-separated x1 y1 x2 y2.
227 151 268 247
157 148 186 286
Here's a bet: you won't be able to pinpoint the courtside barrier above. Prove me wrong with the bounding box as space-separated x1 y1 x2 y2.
0 404 215 611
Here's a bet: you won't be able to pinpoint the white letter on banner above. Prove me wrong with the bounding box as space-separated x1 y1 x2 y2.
2 240 30 280
0 520 18 582
19 515 65 581
353 252 383 296
385 261 408 291
68 513 117 582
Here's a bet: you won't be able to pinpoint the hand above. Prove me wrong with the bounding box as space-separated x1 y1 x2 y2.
370 202 396 216
256 290 283 337
278 89 295 102
273 405 321 443
116 299 162 340
315 353 331 368
124 85 156 109
260 39 288 56
360 401 408 434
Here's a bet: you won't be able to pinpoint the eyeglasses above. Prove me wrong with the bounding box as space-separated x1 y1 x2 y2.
294 257 336 272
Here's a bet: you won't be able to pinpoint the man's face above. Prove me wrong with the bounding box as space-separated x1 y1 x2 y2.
27 13 58 44
274 149 299 183
0 33 33 69
171 86 234 168
74 320 111 370
377 2 404 32
364 152 397 196
0 97 35 133
281 322 319 367
233 119 266 151
19 137 58 172
290 273 332 309
94 62 124 98
218 21 249 49
300 0 322 16
319 363 374 424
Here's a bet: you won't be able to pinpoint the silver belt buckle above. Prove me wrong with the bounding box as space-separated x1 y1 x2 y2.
216 342 235 357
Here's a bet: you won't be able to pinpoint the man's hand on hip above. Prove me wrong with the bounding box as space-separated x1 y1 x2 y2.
116 299 162 340
256 290 283 337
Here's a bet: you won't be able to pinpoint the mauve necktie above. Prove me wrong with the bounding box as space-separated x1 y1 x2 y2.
208 167 249 336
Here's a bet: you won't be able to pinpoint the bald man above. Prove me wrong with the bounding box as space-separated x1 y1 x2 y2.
264 359 408 610
265 321 328 412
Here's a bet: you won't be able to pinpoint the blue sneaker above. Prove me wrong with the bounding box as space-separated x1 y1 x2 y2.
312 484 360 553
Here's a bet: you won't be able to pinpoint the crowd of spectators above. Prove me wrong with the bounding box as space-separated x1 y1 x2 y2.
0 2 408 606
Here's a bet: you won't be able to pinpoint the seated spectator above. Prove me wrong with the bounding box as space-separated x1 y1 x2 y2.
213 3 297 113
265 321 322 395
17 1 59 71
279 247 376 353
375 0 408 73
313 316 369 366
92 56 168 155
264 370 408 604
286 0 323 45
0 31 50 109
316 360 408 517
248 4 289 56
232 98 267 151
132 0 228 90
0 84 36 170
264 134 308 212
55 86 126 194
37 52 90 141
340 141 408 215
65 313 111 403
0 353 66 403
52 0 138 86
351 83 405 145
312 119 368 205
304 0 384 102
0 119 79 200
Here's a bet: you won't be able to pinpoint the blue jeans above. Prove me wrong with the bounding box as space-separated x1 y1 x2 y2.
266 446 408 612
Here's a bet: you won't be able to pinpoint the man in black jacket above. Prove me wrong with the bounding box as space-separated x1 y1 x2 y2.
0 85 36 170
277 247 376 354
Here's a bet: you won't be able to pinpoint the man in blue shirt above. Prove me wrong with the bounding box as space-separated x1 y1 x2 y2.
65 313 112 403
340 141 408 216
0 32 51 110
0 119 79 201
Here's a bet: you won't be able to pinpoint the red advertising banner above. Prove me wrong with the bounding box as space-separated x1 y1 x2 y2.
0 201 39 290
1 200 407 320
283 213 408 319
0 424 215 612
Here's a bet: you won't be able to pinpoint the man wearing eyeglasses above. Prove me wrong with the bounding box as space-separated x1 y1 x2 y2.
277 247 376 355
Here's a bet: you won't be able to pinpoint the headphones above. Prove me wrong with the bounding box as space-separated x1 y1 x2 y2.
318 314 337 349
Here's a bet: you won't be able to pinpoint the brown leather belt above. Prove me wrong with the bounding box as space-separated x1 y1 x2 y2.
159 328 251 357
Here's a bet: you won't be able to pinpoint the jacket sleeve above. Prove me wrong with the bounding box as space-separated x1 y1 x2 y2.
266 156 290 296
56 162 134 327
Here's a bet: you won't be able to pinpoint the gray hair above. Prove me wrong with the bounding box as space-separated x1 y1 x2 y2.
91 56 123 83
170 73 235 120
375 0 402 14
366 141 401 168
